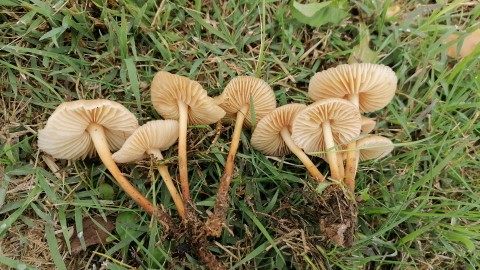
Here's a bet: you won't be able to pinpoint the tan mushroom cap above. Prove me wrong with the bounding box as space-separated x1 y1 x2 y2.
445 29 480 58
251 103 306 156
219 76 276 127
292 98 361 158
38 99 138 160
361 116 376 134
356 135 393 161
308 63 397 113
151 71 225 124
112 120 179 163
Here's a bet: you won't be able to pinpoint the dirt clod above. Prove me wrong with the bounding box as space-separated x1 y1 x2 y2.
318 185 357 248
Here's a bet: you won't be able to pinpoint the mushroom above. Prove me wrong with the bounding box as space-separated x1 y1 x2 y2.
445 28 480 58
112 120 185 220
251 103 325 182
308 63 397 113
206 76 276 236
308 63 397 191
291 98 361 181
150 71 225 202
355 135 394 162
361 116 376 134
345 135 394 176
38 100 159 216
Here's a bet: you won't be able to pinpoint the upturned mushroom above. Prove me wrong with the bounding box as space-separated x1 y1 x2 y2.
150 71 225 202
251 103 325 182
291 98 361 181
112 120 185 220
360 116 376 134
308 63 397 191
206 76 276 236
350 135 394 163
38 100 173 226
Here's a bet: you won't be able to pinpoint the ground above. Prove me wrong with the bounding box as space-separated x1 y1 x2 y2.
0 0 479 269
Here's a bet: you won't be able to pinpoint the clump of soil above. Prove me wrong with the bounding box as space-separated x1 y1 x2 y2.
184 201 226 270
318 184 357 248
272 183 358 248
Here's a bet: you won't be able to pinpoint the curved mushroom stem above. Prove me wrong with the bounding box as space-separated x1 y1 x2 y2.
206 103 249 237
280 127 325 182
177 100 190 201
321 121 342 180
147 149 186 222
344 94 360 192
88 123 156 214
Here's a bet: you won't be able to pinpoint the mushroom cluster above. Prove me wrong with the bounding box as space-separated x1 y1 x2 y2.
37 63 397 266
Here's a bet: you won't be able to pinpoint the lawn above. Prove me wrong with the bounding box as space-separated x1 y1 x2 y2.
1 0 479 269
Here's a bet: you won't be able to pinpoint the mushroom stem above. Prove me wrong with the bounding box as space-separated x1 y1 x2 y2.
280 127 325 182
206 103 249 237
87 123 156 215
147 149 186 221
157 165 186 221
344 94 360 192
321 121 342 180
337 153 345 178
177 100 190 201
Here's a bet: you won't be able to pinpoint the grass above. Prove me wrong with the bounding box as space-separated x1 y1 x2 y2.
1 0 479 269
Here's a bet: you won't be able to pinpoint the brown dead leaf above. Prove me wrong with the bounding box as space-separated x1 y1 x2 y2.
70 216 115 255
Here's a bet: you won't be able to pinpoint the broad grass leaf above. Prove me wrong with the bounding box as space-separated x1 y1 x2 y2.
290 1 349 28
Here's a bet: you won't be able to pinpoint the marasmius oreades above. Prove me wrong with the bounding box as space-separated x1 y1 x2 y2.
308 63 397 191
112 120 185 221
38 100 176 230
292 98 362 181
151 71 225 203
251 103 325 182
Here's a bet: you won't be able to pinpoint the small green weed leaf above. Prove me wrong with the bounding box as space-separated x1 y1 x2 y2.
115 212 139 240
98 183 115 200
290 1 349 28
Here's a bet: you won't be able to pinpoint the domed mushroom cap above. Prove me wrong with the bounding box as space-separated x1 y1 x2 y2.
112 120 179 163
219 76 276 127
38 99 139 160
357 135 393 161
308 63 397 113
292 98 361 158
151 71 225 124
251 103 306 156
